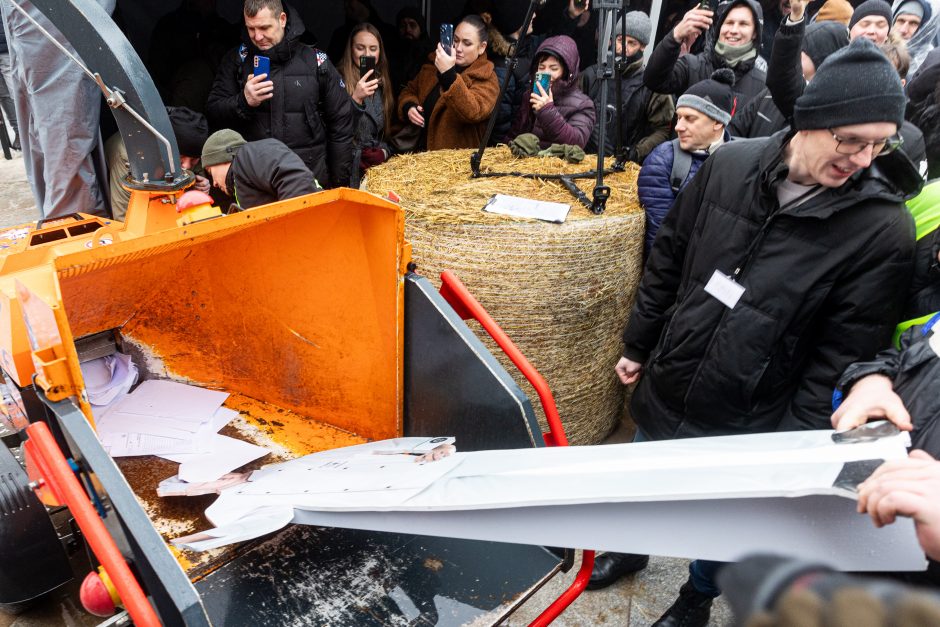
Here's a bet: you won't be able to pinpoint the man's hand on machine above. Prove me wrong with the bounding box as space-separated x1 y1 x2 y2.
830 374 912 433
615 357 643 385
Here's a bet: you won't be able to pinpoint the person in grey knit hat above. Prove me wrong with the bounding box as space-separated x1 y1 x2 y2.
676 68 737 128
615 10 652 46
849 0 893 43
201 130 319 209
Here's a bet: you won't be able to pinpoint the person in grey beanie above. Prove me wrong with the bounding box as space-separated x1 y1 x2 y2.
580 11 675 161
615 35 919 627
849 0 893 43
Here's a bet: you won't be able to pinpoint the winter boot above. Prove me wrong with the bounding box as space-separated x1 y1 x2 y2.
586 552 650 590
652 578 713 627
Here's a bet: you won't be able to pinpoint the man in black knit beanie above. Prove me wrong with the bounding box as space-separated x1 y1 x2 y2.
615 36 921 627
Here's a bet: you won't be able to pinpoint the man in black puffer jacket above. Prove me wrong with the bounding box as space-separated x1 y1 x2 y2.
644 0 768 106
618 38 920 627
207 0 354 189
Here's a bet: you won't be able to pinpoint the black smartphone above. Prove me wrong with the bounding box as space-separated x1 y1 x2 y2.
440 23 454 54
359 55 376 76
698 0 715 11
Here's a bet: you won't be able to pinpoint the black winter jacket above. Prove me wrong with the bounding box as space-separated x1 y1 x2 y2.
837 315 940 457
227 138 320 209
623 131 917 440
728 87 787 138
644 0 767 105
206 5 354 189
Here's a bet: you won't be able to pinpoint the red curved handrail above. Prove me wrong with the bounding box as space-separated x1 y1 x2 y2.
437 270 594 625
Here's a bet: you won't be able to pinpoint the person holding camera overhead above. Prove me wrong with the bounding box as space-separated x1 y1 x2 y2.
338 23 395 187
506 35 595 149
643 0 768 106
397 15 499 151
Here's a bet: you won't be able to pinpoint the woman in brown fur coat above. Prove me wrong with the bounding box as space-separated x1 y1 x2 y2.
398 15 499 151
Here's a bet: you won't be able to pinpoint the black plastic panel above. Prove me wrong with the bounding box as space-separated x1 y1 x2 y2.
403 273 543 451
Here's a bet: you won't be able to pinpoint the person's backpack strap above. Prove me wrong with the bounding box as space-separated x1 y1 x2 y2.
669 138 692 195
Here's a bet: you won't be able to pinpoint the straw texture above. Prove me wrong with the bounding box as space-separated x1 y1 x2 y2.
367 148 645 444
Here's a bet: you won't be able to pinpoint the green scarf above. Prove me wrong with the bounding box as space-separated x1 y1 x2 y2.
713 40 757 68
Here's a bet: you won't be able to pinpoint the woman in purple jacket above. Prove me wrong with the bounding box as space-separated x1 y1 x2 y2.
507 35 595 149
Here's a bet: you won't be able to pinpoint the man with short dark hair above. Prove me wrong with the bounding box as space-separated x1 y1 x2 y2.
207 0 354 189
617 38 920 626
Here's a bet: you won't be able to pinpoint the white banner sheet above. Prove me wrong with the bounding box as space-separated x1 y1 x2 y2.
179 431 926 571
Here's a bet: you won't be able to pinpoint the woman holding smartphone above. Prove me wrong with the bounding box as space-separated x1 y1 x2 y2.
398 15 499 151
339 23 394 186
507 35 595 149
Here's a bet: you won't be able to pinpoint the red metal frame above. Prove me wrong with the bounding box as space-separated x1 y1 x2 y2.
24 421 162 627
437 270 594 626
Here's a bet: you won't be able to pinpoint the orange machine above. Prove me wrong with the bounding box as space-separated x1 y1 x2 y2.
0 1 591 623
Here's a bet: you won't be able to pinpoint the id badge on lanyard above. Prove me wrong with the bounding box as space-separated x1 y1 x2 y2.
704 270 745 309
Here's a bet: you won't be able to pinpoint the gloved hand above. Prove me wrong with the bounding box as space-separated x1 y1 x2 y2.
509 133 542 157
360 147 387 169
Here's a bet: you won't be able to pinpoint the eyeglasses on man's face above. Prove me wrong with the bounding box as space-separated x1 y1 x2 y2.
828 129 904 157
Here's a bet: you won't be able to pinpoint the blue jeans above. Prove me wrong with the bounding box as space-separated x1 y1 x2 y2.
689 559 725 597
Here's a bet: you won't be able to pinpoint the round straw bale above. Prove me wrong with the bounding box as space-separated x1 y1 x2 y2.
367 147 645 444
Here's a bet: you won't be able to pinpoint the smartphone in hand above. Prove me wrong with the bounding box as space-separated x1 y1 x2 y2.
253 55 270 77
440 23 454 55
698 0 715 11
532 72 551 95
359 55 376 77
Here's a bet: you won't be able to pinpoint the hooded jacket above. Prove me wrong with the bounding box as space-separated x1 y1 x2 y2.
398 53 499 151
508 36 595 149
892 0 937 74
206 4 354 189
644 0 768 105
623 130 918 440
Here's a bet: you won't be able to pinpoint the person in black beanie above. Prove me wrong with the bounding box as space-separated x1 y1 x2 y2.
389 7 433 95
731 17 848 137
616 35 918 627
802 20 851 77
849 0 893 42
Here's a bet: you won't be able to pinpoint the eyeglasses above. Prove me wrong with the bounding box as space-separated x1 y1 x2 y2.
828 129 904 156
